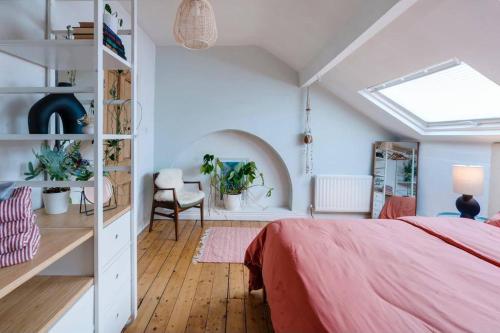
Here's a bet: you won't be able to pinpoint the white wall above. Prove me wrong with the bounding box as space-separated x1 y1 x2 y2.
417 142 492 217
154 46 393 214
0 1 155 232
489 143 500 216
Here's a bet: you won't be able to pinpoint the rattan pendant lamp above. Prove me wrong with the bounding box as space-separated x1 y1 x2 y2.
173 0 218 50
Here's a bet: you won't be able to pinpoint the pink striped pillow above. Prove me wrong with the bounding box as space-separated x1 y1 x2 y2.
486 212 500 228
0 187 32 223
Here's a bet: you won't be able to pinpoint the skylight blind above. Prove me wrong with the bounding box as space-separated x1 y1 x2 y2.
376 62 500 123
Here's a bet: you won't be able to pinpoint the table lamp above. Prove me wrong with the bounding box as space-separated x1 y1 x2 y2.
452 165 484 219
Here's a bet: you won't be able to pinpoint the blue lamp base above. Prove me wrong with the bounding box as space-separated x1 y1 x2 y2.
456 195 480 220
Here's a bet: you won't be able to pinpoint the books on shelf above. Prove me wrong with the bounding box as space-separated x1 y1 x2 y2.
74 34 94 40
79 21 94 28
71 22 127 61
74 27 94 34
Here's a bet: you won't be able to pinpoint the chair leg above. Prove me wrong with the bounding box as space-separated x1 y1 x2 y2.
174 205 179 241
149 203 156 232
200 200 204 229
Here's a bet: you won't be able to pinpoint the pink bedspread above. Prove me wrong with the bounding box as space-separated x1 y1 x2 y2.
244 218 500 333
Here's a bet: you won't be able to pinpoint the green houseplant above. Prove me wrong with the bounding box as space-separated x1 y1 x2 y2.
200 154 273 211
104 4 124 33
25 141 93 214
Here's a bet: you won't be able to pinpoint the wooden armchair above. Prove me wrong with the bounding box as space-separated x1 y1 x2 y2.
150 169 204 240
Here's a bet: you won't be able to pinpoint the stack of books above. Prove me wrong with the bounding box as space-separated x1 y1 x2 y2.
103 24 127 60
72 22 127 61
73 22 94 40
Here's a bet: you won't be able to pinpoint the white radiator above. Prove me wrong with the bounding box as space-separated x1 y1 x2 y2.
314 175 373 213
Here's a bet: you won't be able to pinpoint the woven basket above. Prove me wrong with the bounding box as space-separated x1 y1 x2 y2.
173 0 218 50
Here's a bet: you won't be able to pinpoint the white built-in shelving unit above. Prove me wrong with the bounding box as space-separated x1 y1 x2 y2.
0 0 138 332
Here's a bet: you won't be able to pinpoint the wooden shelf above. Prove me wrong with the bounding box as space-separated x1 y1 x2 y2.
0 40 131 70
0 134 93 141
37 204 131 229
0 228 93 299
0 276 93 332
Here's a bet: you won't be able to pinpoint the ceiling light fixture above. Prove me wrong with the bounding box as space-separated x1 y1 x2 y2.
173 0 218 50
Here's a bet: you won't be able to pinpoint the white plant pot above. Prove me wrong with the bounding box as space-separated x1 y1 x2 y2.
42 190 70 215
103 12 119 33
83 124 94 135
223 194 242 211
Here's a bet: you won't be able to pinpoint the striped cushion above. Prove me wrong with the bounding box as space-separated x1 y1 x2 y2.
0 187 32 223
0 224 40 268
0 214 34 238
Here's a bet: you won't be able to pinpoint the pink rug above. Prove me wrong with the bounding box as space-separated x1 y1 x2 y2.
194 227 262 263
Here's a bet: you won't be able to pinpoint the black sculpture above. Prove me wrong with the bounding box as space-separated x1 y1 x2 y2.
28 82 87 134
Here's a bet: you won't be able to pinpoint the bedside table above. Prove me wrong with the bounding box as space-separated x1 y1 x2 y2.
437 211 488 222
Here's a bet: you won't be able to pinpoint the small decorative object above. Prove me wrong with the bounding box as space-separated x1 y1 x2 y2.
28 82 87 134
79 177 117 216
173 0 218 50
304 87 314 174
200 154 273 211
452 165 484 219
25 141 93 215
65 25 74 40
104 4 123 34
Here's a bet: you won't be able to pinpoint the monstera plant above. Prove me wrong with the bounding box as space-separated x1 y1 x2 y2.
200 154 273 211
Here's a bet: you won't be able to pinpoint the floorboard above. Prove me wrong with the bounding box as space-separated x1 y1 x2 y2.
126 220 273 333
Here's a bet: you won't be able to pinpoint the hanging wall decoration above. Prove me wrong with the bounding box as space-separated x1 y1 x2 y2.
304 87 314 175
173 0 218 50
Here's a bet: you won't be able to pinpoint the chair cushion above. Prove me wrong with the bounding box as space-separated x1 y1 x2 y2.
154 190 205 208
156 169 184 190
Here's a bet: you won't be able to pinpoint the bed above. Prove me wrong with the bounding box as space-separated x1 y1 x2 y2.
244 217 500 333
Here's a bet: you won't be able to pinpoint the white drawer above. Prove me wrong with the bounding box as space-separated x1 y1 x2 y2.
102 286 131 333
102 246 131 311
103 211 130 265
49 285 94 333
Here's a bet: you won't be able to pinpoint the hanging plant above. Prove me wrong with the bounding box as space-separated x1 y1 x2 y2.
304 87 314 174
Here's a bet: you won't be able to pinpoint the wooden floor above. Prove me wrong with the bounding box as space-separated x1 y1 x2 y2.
124 220 274 333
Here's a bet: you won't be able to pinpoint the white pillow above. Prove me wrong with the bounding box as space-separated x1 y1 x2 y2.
156 169 184 190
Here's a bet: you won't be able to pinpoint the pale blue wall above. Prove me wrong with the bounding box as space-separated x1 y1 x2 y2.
154 46 394 213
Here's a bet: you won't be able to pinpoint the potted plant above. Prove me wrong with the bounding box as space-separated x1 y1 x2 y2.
104 4 124 34
200 154 273 211
25 141 93 214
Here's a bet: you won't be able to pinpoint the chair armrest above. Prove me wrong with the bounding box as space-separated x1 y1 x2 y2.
183 181 202 191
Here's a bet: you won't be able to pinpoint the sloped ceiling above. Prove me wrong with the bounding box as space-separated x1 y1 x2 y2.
320 0 500 142
135 0 398 71
134 0 500 142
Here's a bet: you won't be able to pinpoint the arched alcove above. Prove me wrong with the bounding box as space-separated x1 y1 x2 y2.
171 129 293 210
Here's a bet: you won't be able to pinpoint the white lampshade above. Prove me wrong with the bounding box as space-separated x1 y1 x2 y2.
452 165 484 196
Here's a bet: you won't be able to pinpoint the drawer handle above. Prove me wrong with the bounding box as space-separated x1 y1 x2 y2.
115 273 119 280
115 233 119 240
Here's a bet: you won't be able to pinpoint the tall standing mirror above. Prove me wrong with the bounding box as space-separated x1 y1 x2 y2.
372 142 419 218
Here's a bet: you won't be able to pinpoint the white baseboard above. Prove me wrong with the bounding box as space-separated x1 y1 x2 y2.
154 207 308 221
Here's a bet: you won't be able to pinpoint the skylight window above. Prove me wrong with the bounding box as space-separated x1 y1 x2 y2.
361 59 500 132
